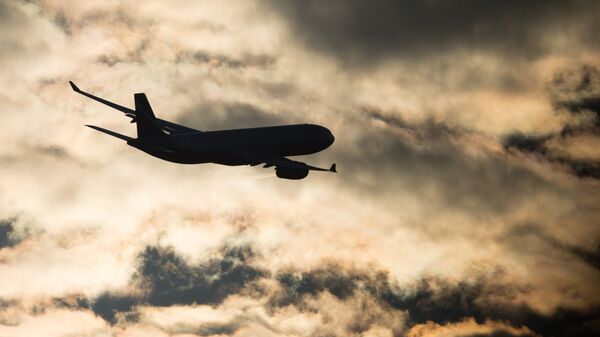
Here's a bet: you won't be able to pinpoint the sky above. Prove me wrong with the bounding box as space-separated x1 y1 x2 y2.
0 0 599 336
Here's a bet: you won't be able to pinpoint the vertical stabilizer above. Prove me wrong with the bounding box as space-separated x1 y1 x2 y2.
134 93 164 139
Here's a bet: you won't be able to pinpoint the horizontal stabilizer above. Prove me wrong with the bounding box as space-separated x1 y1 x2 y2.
86 125 133 142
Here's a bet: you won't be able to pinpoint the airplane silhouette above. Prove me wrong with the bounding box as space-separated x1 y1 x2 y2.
70 82 336 180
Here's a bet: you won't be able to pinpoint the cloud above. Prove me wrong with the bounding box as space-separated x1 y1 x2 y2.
0 307 107 337
405 318 537 337
1 1 600 336
504 65 600 179
0 219 19 249
175 50 277 70
269 263 575 336
135 244 267 307
188 320 243 336
333 111 558 218
90 292 138 325
553 65 600 127
177 101 288 131
501 223 600 271
504 132 600 179
503 134 550 156
239 263 600 336
263 0 600 65
36 244 594 336
66 243 268 325
269 264 368 308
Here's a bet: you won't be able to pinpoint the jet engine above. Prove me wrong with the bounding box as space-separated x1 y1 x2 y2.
276 166 309 180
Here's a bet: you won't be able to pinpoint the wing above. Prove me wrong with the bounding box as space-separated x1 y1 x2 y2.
70 81 135 116
70 81 201 134
263 156 336 172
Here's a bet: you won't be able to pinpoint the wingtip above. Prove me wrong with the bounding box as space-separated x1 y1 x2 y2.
69 81 80 92
330 163 337 173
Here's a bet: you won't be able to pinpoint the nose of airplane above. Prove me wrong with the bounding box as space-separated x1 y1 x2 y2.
311 125 335 147
323 128 335 146
326 129 335 145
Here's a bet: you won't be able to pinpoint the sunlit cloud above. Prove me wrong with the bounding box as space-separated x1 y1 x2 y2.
1 0 599 336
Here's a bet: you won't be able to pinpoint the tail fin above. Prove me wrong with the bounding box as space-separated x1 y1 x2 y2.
134 93 165 139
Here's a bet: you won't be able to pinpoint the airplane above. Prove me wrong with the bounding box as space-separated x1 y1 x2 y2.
69 81 336 180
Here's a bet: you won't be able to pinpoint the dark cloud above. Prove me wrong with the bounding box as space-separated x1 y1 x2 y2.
270 264 367 308
135 244 267 307
0 218 20 249
52 294 90 310
97 38 274 69
96 39 150 66
175 50 277 69
502 223 600 271
42 244 600 335
0 298 16 310
503 134 550 156
91 293 138 325
0 299 19 327
269 266 463 328
53 293 137 325
34 145 71 160
466 332 536 337
189 321 242 336
401 279 597 337
388 276 523 325
567 161 600 179
177 101 288 131
559 124 600 139
552 65 600 123
552 65 600 97
270 263 600 337
165 320 245 336
504 133 600 179
335 112 558 216
264 0 600 64
503 65 600 178
366 108 461 141
80 244 267 325
560 97 600 122
50 11 71 35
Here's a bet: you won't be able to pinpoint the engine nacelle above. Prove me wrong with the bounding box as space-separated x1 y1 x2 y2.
276 166 309 180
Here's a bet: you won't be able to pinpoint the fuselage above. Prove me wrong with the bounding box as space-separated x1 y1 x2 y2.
70 81 336 179
128 124 335 165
